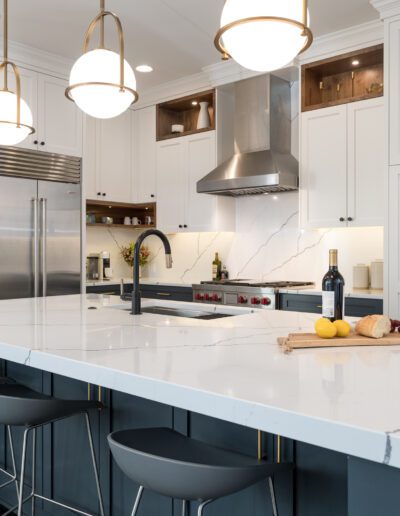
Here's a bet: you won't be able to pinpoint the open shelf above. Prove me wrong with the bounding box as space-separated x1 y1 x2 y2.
301 44 383 112
156 90 215 141
86 200 156 229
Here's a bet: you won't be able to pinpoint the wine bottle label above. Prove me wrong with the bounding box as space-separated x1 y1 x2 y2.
212 264 218 279
322 291 335 318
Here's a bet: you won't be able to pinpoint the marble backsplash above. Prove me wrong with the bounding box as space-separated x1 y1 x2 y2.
86 191 383 290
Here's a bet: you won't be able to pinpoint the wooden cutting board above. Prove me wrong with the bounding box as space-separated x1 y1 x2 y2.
278 332 400 353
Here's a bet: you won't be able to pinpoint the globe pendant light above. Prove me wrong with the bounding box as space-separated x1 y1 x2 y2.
66 0 138 119
214 0 313 73
0 0 34 145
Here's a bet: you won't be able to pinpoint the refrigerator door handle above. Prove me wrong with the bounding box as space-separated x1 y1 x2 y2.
33 198 39 298
40 198 47 297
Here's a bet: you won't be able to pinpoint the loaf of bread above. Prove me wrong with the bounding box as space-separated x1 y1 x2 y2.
355 315 391 339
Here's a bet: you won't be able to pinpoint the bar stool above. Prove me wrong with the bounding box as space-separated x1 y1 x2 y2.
0 379 105 516
0 378 19 501
108 427 292 516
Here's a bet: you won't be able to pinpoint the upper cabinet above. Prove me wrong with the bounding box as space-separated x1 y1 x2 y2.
132 106 157 204
84 110 132 203
389 19 400 166
300 97 384 229
156 131 235 234
11 67 82 156
301 45 383 112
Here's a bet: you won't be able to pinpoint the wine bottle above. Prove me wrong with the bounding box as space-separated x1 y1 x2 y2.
212 252 222 281
322 249 345 321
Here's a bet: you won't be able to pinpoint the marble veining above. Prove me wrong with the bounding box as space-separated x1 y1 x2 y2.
0 294 398 469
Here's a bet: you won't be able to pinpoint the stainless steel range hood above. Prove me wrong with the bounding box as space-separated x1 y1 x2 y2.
197 73 299 196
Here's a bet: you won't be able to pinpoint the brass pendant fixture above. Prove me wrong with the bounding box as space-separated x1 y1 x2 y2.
66 0 138 119
215 0 313 72
0 0 35 145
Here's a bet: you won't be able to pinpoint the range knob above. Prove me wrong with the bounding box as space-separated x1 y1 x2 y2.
204 293 211 301
261 297 272 306
238 295 248 305
195 293 204 301
251 297 261 305
212 293 221 302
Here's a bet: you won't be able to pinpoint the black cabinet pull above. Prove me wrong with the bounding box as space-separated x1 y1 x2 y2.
178 225 183 229
183 224 188 228
97 192 101 196
151 194 155 198
40 141 45 146
33 140 38 145
339 217 345 222
347 217 353 222
102 193 106 197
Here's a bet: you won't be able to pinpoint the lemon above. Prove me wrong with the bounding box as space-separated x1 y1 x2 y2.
314 318 337 339
333 320 351 338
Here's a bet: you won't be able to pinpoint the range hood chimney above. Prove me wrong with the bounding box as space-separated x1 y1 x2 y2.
197 73 299 196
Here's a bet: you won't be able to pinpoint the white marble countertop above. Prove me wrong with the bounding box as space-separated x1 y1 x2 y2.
278 287 384 300
0 294 397 468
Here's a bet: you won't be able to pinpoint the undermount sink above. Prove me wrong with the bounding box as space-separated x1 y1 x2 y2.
141 306 233 320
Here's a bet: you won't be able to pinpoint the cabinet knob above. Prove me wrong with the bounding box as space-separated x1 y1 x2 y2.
339 217 345 222
347 217 353 222
183 224 188 228
40 141 45 146
102 193 106 197
179 225 183 229
97 192 101 196
33 140 38 145
151 194 155 198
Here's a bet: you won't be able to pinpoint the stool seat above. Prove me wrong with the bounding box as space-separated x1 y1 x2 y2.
0 383 101 427
108 427 291 501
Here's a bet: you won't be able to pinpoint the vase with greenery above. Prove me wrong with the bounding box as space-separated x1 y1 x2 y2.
120 242 150 276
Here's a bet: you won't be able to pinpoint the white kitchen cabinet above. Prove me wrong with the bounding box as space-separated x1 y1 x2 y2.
132 106 156 203
156 131 235 234
8 67 82 156
300 98 384 229
37 75 82 157
389 18 400 166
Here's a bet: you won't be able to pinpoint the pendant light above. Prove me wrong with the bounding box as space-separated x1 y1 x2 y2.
66 0 138 119
214 0 313 73
0 0 34 145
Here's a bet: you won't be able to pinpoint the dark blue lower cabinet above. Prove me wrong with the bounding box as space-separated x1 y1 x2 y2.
279 294 383 317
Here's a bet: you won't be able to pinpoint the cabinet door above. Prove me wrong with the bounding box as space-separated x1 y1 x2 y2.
185 132 217 232
98 110 131 203
133 107 156 203
7 66 38 151
83 115 99 200
300 106 348 229
156 140 185 233
38 74 83 156
389 18 400 166
347 98 385 227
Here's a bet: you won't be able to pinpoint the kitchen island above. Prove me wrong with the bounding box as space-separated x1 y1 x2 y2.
0 294 399 515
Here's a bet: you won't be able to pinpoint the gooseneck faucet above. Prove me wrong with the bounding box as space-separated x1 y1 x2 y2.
131 229 173 315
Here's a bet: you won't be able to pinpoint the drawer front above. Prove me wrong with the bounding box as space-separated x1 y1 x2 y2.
279 294 383 317
86 284 193 303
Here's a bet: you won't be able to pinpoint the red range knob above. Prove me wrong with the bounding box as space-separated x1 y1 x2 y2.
204 293 210 301
238 295 247 304
195 293 204 301
251 297 261 305
212 294 221 302
261 297 271 306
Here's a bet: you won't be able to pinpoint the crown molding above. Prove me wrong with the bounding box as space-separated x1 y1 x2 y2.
6 39 73 79
371 0 400 19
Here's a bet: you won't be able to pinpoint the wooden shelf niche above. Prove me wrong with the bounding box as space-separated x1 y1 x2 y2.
86 200 156 230
302 44 383 112
156 90 215 141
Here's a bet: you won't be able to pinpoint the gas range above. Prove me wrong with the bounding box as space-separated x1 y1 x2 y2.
192 280 315 310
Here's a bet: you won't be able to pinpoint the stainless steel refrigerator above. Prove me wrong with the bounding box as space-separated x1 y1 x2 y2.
0 146 81 300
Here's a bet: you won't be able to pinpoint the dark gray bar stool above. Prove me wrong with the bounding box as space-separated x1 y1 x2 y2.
0 378 19 501
108 427 292 516
0 379 105 516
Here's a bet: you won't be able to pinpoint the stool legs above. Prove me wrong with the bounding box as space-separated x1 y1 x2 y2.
0 426 19 500
84 412 105 516
131 485 144 516
17 427 30 516
268 477 278 516
197 499 214 516
182 499 187 516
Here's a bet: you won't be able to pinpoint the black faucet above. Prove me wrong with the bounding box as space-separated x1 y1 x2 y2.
131 229 173 315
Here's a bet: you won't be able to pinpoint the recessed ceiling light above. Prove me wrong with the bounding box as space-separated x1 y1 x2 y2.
136 65 153 73
352 59 360 66
191 101 198 106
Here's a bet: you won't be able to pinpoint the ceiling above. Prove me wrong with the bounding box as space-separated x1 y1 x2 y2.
3 0 379 91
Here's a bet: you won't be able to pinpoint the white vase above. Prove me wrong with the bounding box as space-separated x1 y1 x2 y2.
197 101 210 130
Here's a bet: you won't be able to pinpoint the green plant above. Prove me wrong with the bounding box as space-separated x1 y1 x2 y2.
120 242 150 268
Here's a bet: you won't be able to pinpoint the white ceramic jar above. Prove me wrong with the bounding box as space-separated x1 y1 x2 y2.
353 264 369 289
370 259 384 290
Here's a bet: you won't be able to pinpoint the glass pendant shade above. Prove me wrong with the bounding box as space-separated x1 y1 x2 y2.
68 49 137 119
0 90 33 145
216 0 312 72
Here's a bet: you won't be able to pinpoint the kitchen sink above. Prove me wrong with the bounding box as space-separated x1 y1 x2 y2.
141 306 233 320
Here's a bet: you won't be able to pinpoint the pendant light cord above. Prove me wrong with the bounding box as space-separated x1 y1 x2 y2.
3 0 7 89
100 0 105 49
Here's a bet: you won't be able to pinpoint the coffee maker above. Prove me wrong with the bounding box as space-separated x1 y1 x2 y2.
86 251 112 281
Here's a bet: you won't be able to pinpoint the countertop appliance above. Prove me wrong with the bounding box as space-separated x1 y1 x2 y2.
87 253 102 281
197 72 299 196
0 146 81 300
192 280 315 310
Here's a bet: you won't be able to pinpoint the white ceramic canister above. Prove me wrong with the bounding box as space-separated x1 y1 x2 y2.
370 259 384 290
353 264 369 289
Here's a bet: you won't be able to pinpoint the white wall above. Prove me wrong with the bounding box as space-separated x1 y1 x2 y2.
89 192 383 290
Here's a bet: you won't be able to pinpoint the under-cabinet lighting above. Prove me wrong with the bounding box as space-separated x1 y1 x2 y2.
352 60 360 66
136 65 153 73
